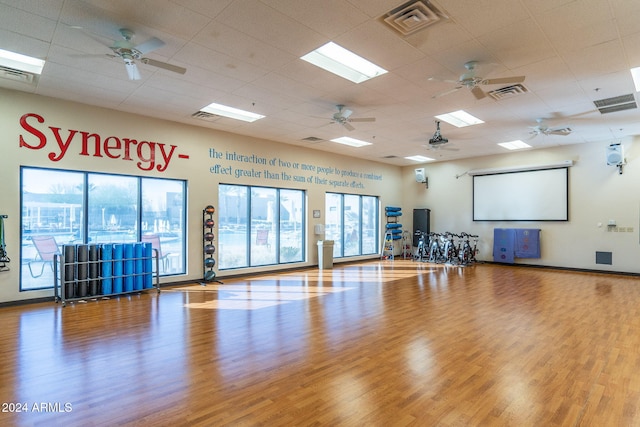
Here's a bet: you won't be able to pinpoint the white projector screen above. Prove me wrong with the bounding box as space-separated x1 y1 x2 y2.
473 167 569 221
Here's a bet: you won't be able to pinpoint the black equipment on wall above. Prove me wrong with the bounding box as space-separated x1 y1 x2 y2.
413 208 431 247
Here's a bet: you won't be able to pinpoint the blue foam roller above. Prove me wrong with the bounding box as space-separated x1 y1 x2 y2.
134 243 144 291
143 242 153 289
123 243 134 292
113 244 124 293
101 244 113 295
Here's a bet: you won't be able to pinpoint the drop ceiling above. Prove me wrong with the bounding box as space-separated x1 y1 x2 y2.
1 0 639 166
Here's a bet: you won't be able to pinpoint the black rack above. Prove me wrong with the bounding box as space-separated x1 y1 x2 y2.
54 243 160 307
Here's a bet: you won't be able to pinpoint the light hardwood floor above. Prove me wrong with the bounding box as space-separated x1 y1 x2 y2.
1 260 640 426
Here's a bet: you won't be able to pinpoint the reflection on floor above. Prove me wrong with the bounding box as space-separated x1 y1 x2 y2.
171 261 437 310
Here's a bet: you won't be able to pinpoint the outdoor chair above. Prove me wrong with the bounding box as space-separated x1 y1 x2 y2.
141 234 170 272
28 235 61 278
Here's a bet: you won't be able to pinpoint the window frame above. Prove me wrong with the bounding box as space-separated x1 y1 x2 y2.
19 166 187 291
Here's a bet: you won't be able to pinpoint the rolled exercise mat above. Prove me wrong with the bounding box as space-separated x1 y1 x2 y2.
112 244 124 293
101 243 113 295
134 243 144 291
88 244 99 296
76 244 88 297
123 243 134 292
143 242 153 289
63 245 76 299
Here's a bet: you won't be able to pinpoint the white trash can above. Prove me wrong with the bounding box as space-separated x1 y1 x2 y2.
317 240 334 269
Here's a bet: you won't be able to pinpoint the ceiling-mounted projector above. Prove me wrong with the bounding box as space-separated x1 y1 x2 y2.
429 135 448 144
429 120 448 145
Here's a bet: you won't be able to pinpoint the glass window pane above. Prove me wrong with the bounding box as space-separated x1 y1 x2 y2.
141 178 185 275
218 185 248 269
251 187 277 266
87 174 138 244
362 196 378 254
325 193 343 257
21 168 84 291
344 195 361 256
279 189 304 263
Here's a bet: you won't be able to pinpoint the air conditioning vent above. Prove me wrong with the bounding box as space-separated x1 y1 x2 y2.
382 0 448 36
487 83 529 100
0 65 36 83
301 136 323 142
382 155 398 158
593 94 637 114
191 111 221 121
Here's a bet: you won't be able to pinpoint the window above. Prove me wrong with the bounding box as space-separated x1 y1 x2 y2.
325 193 379 258
20 167 186 290
218 184 305 269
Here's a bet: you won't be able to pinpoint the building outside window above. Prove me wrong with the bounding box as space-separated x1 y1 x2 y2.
20 167 186 290
325 193 379 258
218 184 305 269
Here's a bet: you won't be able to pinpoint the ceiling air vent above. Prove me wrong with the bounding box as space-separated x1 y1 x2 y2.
301 136 323 142
593 94 637 114
487 83 529 101
382 155 398 159
382 0 448 36
191 111 221 122
0 65 36 83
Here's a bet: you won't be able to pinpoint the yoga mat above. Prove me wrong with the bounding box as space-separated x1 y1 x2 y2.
88 244 99 296
63 245 76 299
76 244 88 297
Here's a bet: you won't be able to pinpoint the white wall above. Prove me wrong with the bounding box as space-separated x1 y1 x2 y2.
3 87 638 304
0 89 402 303
401 138 640 273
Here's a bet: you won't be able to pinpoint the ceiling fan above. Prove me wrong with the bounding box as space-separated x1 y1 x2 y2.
528 118 572 138
427 121 458 151
331 105 375 131
429 61 525 100
102 28 186 80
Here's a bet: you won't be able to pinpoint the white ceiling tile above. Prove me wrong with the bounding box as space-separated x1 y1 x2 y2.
262 0 370 38
193 21 295 71
479 19 556 69
1 0 638 165
217 0 326 55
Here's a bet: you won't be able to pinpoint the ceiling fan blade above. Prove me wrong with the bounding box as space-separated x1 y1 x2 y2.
432 87 461 99
140 58 186 74
124 61 141 80
482 76 525 85
349 117 375 123
547 128 572 136
134 37 165 54
427 77 460 84
342 122 355 131
471 86 486 100
341 108 353 119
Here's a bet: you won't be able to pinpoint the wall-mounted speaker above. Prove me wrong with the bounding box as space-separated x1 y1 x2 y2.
414 167 426 183
606 143 624 165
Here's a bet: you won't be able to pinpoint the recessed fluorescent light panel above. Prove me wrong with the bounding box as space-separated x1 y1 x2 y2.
0 48 45 74
200 102 265 122
435 110 484 128
300 42 387 83
631 66 640 92
330 136 372 147
405 155 435 162
498 140 531 150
